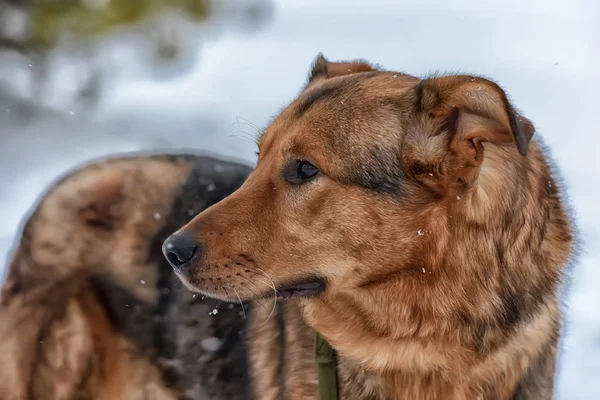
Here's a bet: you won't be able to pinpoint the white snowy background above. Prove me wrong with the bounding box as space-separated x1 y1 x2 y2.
0 0 598 398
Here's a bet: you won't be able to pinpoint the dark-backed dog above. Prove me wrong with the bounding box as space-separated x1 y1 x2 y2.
164 55 576 399
0 152 254 400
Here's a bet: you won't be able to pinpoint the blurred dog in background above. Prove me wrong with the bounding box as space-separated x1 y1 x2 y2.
0 152 253 400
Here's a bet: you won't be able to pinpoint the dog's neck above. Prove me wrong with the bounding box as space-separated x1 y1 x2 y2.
301 292 559 399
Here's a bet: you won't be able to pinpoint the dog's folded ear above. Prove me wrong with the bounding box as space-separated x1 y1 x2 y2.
306 53 378 87
417 75 535 156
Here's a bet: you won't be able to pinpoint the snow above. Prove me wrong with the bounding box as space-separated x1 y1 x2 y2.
1 0 599 398
201 336 223 352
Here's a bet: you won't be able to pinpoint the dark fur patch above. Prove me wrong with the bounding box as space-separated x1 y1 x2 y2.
294 85 342 119
511 325 559 399
497 90 534 157
343 145 405 196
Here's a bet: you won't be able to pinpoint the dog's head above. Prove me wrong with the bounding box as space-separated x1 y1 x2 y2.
165 54 534 298
163 55 567 371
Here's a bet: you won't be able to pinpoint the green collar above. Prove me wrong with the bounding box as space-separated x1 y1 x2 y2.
314 332 339 400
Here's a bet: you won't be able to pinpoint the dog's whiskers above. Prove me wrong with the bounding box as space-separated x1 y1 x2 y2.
235 116 261 133
227 117 262 144
228 133 257 146
233 287 246 318
254 267 278 326
238 274 271 303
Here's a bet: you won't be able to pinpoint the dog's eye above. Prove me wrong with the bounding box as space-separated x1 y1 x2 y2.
297 161 319 179
284 160 320 184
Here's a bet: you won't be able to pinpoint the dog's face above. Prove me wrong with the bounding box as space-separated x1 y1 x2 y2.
165 54 535 306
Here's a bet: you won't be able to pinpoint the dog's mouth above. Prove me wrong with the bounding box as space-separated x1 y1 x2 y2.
174 271 326 302
276 278 325 299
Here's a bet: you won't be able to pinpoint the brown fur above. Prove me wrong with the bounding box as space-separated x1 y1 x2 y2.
171 54 575 399
0 153 254 400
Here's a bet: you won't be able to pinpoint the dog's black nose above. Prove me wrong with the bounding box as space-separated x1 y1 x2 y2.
162 233 198 271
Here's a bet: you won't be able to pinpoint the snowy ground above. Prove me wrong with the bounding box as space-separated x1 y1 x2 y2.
1 0 598 398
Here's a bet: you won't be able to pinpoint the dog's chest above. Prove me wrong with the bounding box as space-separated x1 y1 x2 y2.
248 299 388 400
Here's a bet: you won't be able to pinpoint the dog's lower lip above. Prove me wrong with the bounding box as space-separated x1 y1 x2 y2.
276 279 325 299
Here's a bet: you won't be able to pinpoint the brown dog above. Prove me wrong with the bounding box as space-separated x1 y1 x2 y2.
0 152 254 400
164 55 576 399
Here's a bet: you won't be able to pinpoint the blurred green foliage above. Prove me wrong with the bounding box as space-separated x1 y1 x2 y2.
31 0 211 49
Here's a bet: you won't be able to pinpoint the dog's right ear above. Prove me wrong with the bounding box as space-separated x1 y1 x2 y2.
306 53 378 87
